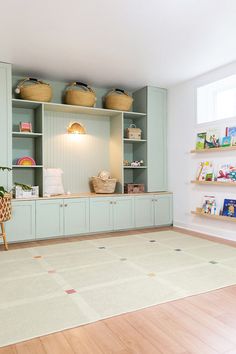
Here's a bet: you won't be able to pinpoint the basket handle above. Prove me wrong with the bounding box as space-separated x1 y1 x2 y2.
129 124 137 128
107 88 130 96
66 81 95 94
15 78 49 93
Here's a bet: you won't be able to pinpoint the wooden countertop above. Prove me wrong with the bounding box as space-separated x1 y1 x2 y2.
12 191 172 202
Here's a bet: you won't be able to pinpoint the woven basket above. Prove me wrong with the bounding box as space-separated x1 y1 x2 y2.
15 78 52 102
0 194 12 222
92 177 117 194
65 82 96 107
104 89 133 111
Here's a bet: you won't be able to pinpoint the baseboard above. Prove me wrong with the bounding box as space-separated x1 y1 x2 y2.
174 220 236 242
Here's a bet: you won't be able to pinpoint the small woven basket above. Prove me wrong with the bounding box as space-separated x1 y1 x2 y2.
15 78 52 102
65 82 96 107
0 194 12 222
104 89 133 111
92 177 117 194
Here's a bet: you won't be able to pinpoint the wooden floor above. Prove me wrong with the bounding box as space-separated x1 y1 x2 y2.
1 227 236 354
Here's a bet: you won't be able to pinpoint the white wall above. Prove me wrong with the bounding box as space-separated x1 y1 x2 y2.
168 61 236 241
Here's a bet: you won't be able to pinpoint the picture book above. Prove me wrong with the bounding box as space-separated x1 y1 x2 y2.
222 199 236 217
226 126 236 146
217 164 236 182
196 132 206 150
202 195 219 215
197 161 214 181
205 129 220 148
221 136 231 147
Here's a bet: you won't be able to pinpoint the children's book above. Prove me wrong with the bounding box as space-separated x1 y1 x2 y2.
221 136 231 147
222 199 236 217
217 164 236 182
196 132 206 150
226 126 236 146
205 129 220 148
202 195 217 214
197 161 214 181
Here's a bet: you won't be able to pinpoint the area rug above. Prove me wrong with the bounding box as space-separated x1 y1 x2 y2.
1 230 236 347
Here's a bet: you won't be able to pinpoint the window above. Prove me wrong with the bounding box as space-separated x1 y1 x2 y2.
197 75 236 124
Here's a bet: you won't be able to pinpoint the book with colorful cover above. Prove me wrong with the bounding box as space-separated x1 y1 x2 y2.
202 195 219 215
221 136 231 147
222 199 236 217
205 129 220 148
226 126 236 146
217 164 236 182
196 132 206 150
197 161 214 181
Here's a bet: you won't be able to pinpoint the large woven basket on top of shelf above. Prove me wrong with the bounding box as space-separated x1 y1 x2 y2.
104 89 133 111
0 194 12 222
65 82 96 107
92 177 117 194
15 78 52 102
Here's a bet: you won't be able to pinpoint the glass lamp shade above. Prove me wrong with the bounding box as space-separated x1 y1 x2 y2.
67 122 86 134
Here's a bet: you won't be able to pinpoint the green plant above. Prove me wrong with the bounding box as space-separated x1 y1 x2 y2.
0 166 31 198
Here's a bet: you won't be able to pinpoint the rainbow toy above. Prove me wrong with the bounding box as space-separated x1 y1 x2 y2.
17 157 36 166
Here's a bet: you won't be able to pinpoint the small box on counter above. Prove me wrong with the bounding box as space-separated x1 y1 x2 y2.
14 186 39 199
124 183 145 194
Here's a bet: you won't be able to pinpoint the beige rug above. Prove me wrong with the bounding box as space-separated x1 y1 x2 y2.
1 230 236 347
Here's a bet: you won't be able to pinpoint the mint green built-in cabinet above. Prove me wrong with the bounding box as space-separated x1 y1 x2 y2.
64 198 89 235
113 197 134 230
5 201 35 242
154 194 173 226
89 198 113 232
0 63 12 190
36 199 64 238
134 194 172 228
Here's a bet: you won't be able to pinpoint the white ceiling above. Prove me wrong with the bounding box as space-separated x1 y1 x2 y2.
1 0 236 89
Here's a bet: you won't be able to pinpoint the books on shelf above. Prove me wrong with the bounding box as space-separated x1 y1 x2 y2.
226 126 236 146
217 164 236 183
196 132 206 150
202 195 220 215
196 161 214 181
194 125 236 150
205 129 220 149
222 199 236 217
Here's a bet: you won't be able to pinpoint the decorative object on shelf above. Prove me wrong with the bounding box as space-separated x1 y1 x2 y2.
98 170 111 180
67 122 86 134
125 124 142 140
196 161 214 181
44 168 65 196
221 136 231 147
205 128 220 148
14 185 39 199
222 199 236 217
19 122 32 133
131 160 144 167
15 78 52 102
65 82 96 107
104 89 133 111
226 126 236 146
124 183 145 194
91 174 117 194
123 160 130 166
16 157 36 166
196 132 206 150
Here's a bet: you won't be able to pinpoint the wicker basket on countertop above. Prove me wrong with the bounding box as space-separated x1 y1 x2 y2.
104 89 133 111
65 82 96 107
15 78 52 102
91 177 117 194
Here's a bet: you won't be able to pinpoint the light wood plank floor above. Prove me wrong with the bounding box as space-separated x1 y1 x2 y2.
1 227 236 354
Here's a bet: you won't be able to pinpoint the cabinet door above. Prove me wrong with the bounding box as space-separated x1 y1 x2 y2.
113 197 134 230
134 195 154 228
64 198 89 236
0 63 12 190
5 201 35 242
89 198 113 232
36 199 63 238
154 195 173 226
147 87 167 192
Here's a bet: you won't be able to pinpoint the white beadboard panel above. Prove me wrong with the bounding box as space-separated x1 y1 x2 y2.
44 111 112 193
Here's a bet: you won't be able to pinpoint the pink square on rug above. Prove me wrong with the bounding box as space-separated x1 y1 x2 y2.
48 270 56 274
65 289 77 294
33 256 42 259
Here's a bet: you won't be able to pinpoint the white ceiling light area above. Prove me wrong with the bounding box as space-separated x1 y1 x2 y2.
1 0 236 89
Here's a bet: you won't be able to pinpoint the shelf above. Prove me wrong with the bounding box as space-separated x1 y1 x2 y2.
12 99 145 118
12 165 43 168
123 139 147 143
123 166 147 169
191 146 236 153
191 210 236 223
191 180 236 186
12 132 43 138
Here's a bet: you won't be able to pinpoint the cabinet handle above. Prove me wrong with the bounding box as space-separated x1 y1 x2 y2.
114 201 117 205
110 201 113 204
60 204 63 207
65 204 68 207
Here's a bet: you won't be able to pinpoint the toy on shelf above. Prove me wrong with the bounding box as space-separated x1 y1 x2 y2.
19 122 32 133
16 157 36 166
131 160 144 167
